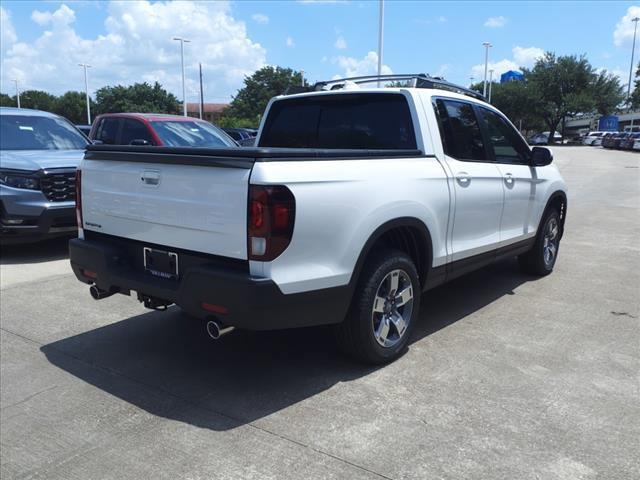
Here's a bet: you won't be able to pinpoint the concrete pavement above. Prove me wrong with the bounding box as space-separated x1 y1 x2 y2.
1 146 638 479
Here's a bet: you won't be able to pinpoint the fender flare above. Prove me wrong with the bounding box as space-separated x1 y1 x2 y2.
348 217 433 290
541 190 568 239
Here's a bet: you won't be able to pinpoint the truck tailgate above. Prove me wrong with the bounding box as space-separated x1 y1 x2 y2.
81 153 251 259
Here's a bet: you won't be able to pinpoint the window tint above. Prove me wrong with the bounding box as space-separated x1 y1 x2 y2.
259 94 417 149
95 118 120 145
0 114 88 150
479 108 530 163
120 119 155 145
433 99 487 161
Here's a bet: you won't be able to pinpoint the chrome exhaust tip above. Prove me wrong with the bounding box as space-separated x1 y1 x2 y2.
89 285 115 300
206 320 235 340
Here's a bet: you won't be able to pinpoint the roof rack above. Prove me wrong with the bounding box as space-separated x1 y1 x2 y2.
284 74 486 101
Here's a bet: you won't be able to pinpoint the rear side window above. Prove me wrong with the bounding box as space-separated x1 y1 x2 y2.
259 93 417 149
95 118 120 145
120 119 155 145
433 99 487 161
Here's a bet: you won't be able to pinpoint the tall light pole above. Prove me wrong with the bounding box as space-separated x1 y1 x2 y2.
377 0 384 86
627 17 640 103
488 69 494 102
173 37 191 116
482 41 492 97
78 63 92 124
12 79 20 108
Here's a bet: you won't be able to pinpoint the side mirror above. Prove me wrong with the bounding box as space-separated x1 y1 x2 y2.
130 139 151 146
531 146 553 166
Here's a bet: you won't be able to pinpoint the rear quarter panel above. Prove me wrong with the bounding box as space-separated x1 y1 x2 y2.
249 157 450 294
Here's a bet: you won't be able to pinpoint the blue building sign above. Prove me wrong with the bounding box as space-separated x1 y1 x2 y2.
598 115 619 132
500 70 524 83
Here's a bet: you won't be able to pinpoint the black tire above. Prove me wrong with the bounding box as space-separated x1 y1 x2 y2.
518 209 561 276
335 249 420 364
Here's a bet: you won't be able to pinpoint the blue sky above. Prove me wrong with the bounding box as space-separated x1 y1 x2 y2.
1 1 639 103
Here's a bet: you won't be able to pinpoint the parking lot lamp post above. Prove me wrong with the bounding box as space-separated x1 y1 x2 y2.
488 69 494 102
12 79 20 108
78 63 92 124
627 17 640 104
173 37 191 116
482 42 492 97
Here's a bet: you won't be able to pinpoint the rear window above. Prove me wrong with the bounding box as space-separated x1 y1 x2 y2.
150 121 235 148
259 93 417 149
1 114 88 150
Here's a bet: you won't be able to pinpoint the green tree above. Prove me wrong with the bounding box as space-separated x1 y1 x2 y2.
94 82 179 115
0 93 14 107
53 91 96 124
225 66 307 122
523 53 595 143
18 90 57 111
590 70 624 116
488 80 544 133
630 62 640 108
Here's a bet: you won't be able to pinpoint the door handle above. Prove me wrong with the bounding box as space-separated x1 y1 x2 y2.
455 172 471 185
504 173 514 185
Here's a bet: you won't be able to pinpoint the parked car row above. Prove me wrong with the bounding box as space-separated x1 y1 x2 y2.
601 132 640 150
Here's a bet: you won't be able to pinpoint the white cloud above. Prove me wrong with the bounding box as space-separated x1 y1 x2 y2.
286 36 295 47
1 1 266 102
333 51 392 77
512 46 544 66
251 13 269 24
484 16 507 28
1 7 17 48
434 64 451 78
334 35 347 49
470 45 544 80
436 16 447 23
614 6 640 47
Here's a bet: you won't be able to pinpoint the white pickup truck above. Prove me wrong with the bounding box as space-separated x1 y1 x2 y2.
70 74 567 364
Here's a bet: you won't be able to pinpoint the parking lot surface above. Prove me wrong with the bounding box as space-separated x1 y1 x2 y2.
1 146 638 479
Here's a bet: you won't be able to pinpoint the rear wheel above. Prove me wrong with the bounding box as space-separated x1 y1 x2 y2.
518 209 561 276
335 249 420 364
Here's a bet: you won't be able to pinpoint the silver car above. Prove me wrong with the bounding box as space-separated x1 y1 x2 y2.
1 107 88 243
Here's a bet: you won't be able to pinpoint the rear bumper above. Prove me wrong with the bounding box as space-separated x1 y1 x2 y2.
69 237 351 331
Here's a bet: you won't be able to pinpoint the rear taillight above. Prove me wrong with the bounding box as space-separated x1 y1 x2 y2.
75 169 83 231
247 185 295 261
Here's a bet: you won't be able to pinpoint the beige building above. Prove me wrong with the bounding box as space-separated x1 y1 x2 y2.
186 103 229 123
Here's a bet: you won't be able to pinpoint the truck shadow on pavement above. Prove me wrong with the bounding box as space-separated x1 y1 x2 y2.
40 258 539 431
0 236 72 265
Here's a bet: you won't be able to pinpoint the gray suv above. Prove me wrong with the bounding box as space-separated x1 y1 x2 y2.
1 107 88 243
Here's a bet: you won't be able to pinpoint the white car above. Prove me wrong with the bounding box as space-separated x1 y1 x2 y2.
69 74 567 364
582 131 605 146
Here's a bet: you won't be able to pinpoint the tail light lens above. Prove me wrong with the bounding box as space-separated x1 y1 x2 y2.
248 185 295 261
75 169 83 232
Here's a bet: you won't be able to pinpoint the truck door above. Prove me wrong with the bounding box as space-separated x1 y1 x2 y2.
432 98 504 268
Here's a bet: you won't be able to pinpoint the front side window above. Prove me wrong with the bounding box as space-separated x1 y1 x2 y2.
259 93 417 149
0 114 88 150
479 108 530 164
433 99 487 161
95 118 120 145
121 119 155 145
150 121 235 147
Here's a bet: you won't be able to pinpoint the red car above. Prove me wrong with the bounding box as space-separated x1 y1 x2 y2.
88 113 237 148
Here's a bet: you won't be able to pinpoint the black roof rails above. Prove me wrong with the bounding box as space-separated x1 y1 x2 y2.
284 74 486 101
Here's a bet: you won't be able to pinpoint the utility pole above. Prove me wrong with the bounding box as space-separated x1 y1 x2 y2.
199 62 204 120
482 42 492 97
301 70 305 86
12 79 20 108
173 37 191 116
377 0 384 87
488 69 494 102
78 63 92 124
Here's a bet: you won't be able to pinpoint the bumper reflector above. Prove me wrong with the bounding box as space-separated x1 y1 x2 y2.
201 302 229 315
82 269 97 279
